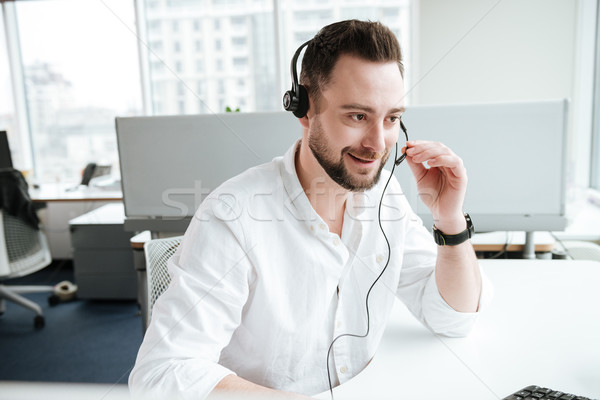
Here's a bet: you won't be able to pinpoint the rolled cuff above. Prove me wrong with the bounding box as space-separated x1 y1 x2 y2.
421 265 493 337
129 360 235 400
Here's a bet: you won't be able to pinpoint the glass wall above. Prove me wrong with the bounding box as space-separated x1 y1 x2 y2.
3 0 412 183
13 0 142 182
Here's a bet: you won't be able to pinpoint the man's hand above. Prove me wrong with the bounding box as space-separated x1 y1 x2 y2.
404 139 481 313
404 140 467 234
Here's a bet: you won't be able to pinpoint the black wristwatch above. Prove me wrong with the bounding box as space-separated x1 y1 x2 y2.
433 213 474 246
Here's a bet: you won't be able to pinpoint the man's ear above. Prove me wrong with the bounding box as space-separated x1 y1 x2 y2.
298 114 310 129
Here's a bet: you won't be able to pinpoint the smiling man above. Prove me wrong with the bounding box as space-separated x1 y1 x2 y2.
130 20 491 400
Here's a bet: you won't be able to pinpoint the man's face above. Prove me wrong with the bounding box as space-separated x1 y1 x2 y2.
306 54 405 192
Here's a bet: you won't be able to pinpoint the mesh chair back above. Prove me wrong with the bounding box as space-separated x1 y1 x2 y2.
0 210 51 279
143 236 183 325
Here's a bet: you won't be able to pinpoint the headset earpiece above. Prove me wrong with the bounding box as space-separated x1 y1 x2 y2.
283 85 309 118
283 40 312 118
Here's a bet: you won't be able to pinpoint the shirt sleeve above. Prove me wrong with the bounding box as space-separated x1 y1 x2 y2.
395 206 493 338
129 196 254 400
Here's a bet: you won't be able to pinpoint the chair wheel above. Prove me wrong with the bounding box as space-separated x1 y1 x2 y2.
48 294 60 306
34 315 45 329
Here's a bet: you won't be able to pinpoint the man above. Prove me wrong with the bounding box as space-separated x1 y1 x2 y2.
130 20 491 399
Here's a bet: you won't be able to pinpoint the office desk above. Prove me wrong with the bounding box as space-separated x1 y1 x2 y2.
472 231 555 254
30 182 122 203
29 183 122 258
316 260 600 400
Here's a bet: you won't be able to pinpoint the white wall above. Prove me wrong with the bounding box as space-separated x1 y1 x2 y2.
413 0 577 104
413 0 597 192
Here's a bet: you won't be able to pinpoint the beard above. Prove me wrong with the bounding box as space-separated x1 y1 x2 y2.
308 117 391 192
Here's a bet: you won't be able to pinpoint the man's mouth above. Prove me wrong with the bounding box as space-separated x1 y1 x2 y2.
348 153 378 164
348 153 379 164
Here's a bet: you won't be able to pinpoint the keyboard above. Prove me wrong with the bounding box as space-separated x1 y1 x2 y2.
503 385 597 400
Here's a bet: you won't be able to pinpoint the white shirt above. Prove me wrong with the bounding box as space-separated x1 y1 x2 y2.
129 140 491 399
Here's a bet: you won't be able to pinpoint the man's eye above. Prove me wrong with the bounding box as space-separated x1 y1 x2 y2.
388 116 400 123
351 114 365 121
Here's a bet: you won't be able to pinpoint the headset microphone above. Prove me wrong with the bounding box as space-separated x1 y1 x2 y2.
283 40 312 118
395 120 409 166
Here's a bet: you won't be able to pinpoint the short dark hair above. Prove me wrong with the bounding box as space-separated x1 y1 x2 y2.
300 20 404 112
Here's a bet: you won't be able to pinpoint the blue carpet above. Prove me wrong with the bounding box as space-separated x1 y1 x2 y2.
0 261 143 384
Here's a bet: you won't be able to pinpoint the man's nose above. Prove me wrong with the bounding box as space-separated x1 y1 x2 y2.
362 120 386 154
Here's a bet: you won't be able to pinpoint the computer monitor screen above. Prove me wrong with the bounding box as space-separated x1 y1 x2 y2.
0 131 14 169
391 99 568 232
116 112 302 231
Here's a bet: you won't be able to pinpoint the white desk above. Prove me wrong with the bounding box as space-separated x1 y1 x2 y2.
1 261 598 399
30 182 122 203
471 231 555 254
317 260 600 400
30 183 122 258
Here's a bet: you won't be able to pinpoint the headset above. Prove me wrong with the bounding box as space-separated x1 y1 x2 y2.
282 40 311 118
283 39 409 399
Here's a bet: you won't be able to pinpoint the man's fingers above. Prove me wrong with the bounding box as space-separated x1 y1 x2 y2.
405 150 428 180
406 141 451 162
426 155 465 173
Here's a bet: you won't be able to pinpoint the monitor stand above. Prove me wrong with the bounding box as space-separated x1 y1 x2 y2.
523 231 536 259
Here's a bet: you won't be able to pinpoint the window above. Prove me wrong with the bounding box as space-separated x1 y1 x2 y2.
591 6 600 189
11 0 142 182
231 16 245 26
150 40 163 52
233 57 248 67
232 37 247 48
196 81 205 95
280 0 412 94
141 0 276 115
3 0 413 182
196 59 204 73
0 7 23 169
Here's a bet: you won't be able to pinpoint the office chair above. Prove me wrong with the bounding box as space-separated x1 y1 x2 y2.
560 240 600 262
0 210 53 329
143 235 182 331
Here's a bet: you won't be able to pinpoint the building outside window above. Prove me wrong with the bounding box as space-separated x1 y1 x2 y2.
3 0 411 183
5 0 142 182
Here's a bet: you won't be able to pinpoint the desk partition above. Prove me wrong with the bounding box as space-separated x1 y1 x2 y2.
116 112 302 232
117 100 568 234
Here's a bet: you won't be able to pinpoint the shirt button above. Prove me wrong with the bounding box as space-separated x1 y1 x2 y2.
310 225 315 231
336 320 342 328
333 238 340 246
319 223 327 230
340 366 348 374
376 254 384 263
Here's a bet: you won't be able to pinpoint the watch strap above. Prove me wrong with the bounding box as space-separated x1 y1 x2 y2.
433 213 474 246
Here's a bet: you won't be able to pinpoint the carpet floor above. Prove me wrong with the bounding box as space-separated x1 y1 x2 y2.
0 260 143 385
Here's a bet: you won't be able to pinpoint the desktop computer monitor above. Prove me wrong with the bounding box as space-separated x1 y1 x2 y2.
0 130 13 169
392 99 568 232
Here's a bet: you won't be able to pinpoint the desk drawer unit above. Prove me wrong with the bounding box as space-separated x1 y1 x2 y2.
69 205 136 299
